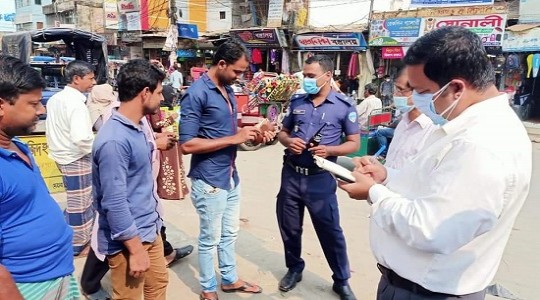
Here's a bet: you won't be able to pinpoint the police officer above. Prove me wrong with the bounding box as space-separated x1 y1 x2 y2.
276 55 360 300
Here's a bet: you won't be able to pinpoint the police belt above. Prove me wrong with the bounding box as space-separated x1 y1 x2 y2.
377 264 463 297
284 158 326 176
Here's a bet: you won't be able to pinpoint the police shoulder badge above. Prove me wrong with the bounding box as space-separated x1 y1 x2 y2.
348 111 357 123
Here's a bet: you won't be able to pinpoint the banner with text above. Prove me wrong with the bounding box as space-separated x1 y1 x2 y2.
410 0 493 7
369 14 506 47
230 28 286 47
19 136 65 194
118 0 139 13
0 3 16 32
294 32 367 51
267 0 285 27
382 47 407 59
503 28 540 52
104 0 119 30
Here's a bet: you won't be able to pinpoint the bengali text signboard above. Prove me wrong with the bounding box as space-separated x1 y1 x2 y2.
19 135 65 194
369 14 506 47
294 32 367 51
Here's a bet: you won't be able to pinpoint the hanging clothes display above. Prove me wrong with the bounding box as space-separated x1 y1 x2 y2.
270 49 278 64
347 53 359 79
251 48 263 65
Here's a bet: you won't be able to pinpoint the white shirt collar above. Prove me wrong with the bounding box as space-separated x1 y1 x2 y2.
403 112 433 129
64 85 87 102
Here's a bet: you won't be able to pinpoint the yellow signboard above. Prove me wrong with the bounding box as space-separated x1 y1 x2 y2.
19 135 66 194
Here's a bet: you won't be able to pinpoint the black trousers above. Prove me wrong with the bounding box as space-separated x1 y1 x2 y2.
80 226 174 295
276 166 350 285
377 266 486 300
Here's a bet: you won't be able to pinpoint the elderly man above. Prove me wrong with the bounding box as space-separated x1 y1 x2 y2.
356 83 382 130
340 26 531 300
46 60 97 256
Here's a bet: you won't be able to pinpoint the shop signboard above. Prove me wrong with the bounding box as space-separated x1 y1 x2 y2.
267 0 285 28
178 23 199 39
503 28 540 52
0 2 16 32
430 14 506 46
410 0 493 7
19 135 65 194
126 11 142 31
104 0 119 30
519 0 540 24
369 14 506 47
177 49 198 58
121 31 142 42
230 28 284 47
382 47 407 59
369 18 423 46
294 32 367 51
118 0 139 13
371 5 506 20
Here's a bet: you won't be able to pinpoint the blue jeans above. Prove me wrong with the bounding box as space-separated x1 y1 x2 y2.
191 178 240 292
376 127 395 152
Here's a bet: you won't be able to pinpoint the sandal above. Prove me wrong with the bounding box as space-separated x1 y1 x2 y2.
199 291 218 300
221 280 262 294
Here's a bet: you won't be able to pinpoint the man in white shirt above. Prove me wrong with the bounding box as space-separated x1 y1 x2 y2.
356 83 382 130
339 26 532 299
382 68 437 170
169 63 184 92
45 60 96 256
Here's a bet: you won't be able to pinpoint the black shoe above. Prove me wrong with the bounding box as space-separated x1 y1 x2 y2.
166 245 194 268
279 270 302 292
332 283 357 300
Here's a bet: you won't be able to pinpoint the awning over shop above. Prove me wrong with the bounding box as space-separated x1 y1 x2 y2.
229 28 288 48
293 32 367 51
503 24 540 52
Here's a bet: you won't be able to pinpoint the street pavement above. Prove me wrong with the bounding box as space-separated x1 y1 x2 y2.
61 142 540 299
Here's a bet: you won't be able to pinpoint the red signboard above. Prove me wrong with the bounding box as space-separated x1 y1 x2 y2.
382 47 405 59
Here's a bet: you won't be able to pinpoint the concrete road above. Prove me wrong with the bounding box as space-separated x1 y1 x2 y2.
67 142 540 299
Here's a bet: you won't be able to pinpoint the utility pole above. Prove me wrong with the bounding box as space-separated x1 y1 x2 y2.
170 0 178 25
367 0 375 28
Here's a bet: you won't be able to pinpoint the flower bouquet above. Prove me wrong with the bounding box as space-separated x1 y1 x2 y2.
239 72 300 110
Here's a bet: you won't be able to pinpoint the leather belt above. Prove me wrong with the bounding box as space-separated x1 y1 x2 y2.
284 160 326 176
377 264 461 297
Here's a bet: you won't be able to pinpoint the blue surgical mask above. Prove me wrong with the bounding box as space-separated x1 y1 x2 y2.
412 82 459 125
303 74 328 95
393 96 413 114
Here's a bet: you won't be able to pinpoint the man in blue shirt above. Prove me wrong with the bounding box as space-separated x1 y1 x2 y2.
180 41 272 300
0 55 78 299
276 55 360 300
92 59 168 299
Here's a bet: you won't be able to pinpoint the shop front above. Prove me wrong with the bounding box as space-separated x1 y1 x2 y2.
502 24 540 121
229 28 289 80
293 31 369 97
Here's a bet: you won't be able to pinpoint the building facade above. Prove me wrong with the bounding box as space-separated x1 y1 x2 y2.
14 0 51 31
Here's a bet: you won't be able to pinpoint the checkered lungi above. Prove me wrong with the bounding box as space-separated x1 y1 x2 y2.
57 154 95 255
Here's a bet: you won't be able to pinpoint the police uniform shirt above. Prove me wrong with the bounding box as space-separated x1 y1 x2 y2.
282 90 359 167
